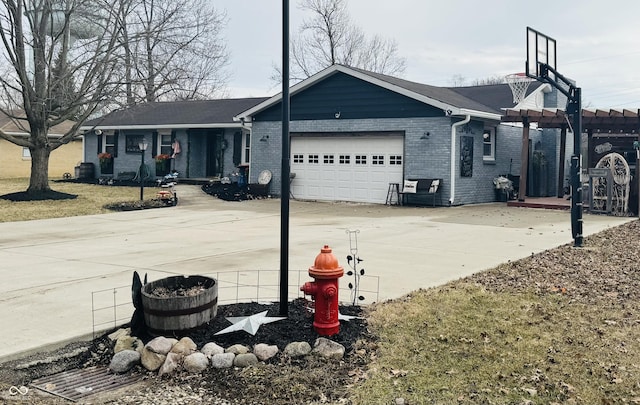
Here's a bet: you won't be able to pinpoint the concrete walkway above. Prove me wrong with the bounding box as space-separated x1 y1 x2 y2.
0 185 632 362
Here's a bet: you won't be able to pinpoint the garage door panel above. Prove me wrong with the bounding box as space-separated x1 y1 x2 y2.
290 135 403 204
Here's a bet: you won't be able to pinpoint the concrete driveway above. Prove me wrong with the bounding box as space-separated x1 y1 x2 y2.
0 185 632 362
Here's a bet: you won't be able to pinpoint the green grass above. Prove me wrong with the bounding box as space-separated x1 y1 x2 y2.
0 178 149 222
351 284 640 404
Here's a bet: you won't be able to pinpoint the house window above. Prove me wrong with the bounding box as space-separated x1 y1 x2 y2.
483 129 495 161
293 154 304 163
104 134 116 155
243 133 250 164
355 155 367 165
389 155 402 165
339 155 350 164
22 147 31 159
159 134 172 156
372 155 384 165
323 154 334 164
308 154 319 164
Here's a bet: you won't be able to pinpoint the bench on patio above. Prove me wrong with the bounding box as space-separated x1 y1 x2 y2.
400 178 443 207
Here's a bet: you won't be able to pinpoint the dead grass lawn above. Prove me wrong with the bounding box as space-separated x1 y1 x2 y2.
0 178 146 222
351 220 640 404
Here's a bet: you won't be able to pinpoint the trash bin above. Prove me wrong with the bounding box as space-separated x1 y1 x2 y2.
493 176 513 202
494 188 508 202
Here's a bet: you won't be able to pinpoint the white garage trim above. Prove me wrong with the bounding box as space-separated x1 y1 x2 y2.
290 133 404 204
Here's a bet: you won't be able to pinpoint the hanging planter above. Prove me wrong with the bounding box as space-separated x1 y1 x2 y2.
155 154 171 176
98 152 113 174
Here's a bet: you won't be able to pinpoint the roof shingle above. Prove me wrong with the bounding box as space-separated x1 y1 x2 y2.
85 97 268 127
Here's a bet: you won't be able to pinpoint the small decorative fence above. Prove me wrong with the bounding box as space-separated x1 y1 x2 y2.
91 269 380 338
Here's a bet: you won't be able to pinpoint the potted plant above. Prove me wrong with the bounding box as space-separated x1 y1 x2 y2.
155 154 171 176
98 152 113 174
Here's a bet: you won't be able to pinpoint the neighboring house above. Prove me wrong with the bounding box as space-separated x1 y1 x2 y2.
80 98 268 180
0 112 81 179
236 64 564 205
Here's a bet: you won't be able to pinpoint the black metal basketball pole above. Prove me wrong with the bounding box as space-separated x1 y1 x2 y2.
279 0 291 316
538 63 583 247
569 87 583 247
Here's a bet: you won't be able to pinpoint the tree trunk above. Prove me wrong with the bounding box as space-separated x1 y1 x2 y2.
27 142 51 194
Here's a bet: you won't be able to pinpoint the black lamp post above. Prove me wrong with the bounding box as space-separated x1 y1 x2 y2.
138 138 148 200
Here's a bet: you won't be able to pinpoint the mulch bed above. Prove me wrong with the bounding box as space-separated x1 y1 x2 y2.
0 190 78 201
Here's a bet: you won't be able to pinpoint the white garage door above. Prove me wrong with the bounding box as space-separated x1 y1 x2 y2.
290 134 404 204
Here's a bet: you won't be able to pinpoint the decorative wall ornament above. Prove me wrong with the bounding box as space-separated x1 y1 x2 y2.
460 136 474 177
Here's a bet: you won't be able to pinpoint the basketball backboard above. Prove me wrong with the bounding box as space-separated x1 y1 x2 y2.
526 27 557 81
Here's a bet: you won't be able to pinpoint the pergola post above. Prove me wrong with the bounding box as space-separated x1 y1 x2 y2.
585 128 593 177
557 125 567 198
518 118 530 201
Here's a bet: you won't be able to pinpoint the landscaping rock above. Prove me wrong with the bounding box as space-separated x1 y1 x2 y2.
253 343 279 361
225 344 250 355
171 337 197 356
201 342 224 358
312 337 345 360
158 352 182 377
146 336 173 355
141 347 166 371
184 352 209 373
109 350 140 374
211 352 235 369
233 353 258 368
114 335 142 354
107 328 130 342
284 341 312 357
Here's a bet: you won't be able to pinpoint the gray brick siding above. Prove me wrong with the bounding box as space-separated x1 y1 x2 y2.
250 117 550 205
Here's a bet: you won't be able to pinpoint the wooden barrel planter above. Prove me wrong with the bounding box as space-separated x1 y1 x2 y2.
77 162 95 179
141 275 217 336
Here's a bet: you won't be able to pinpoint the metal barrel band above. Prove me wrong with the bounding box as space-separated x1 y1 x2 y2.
143 296 217 317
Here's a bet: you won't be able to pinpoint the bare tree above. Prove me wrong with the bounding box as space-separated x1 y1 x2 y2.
449 74 506 87
471 75 506 86
0 0 123 195
113 0 229 107
273 0 406 84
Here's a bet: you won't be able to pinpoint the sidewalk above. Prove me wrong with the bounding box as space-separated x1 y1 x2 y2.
0 185 632 362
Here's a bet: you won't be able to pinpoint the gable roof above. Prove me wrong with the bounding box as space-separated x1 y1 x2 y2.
448 81 543 112
83 97 269 130
236 65 540 122
0 111 75 137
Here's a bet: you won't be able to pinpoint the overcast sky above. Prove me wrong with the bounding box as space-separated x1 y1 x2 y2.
216 1 640 109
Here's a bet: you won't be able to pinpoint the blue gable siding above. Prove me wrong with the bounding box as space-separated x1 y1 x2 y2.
255 72 445 121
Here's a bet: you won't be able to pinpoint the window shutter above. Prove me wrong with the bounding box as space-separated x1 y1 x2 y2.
233 131 242 166
97 134 102 155
113 130 119 157
152 131 158 157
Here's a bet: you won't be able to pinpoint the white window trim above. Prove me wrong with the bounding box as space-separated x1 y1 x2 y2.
158 133 172 156
103 134 115 154
22 147 31 159
483 128 496 162
242 132 251 165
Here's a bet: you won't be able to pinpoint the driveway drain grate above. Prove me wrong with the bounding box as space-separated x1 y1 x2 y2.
31 366 142 402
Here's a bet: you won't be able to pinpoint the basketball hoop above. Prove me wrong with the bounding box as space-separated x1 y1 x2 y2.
505 73 534 104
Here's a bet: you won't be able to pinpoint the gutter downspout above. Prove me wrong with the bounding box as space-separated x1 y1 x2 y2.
449 115 471 205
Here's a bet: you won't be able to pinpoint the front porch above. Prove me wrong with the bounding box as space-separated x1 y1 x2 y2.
507 196 571 210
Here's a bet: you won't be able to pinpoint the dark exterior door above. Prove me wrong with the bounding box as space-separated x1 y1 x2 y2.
206 131 224 177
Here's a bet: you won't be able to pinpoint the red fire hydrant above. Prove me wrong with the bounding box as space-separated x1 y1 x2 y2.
300 245 344 336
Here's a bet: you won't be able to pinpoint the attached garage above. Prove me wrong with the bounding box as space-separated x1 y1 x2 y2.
237 64 562 206
290 133 404 203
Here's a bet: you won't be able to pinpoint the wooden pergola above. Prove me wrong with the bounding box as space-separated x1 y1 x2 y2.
501 108 640 200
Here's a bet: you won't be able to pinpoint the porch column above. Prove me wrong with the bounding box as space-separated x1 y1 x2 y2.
557 125 567 198
585 129 593 174
518 118 530 202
